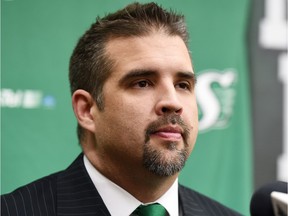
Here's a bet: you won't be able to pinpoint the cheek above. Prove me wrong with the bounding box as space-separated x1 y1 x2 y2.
104 98 149 138
115 95 153 120
183 99 198 144
184 98 198 124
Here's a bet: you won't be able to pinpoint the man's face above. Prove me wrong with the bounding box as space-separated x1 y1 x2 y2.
91 33 198 177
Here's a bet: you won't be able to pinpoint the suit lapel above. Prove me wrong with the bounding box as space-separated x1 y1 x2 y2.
56 153 111 216
179 184 207 216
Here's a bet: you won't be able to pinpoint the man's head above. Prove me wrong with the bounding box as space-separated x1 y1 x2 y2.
69 2 189 141
70 2 198 180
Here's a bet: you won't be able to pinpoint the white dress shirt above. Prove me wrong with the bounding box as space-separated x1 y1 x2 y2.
84 155 179 216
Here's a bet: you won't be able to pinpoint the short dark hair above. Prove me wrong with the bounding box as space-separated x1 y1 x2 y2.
69 2 189 142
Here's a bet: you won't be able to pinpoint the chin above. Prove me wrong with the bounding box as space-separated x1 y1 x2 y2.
143 142 188 177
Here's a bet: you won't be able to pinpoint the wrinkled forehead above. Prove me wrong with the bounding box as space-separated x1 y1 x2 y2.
104 33 193 76
105 31 192 67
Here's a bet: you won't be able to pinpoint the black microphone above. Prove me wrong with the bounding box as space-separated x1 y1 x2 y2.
250 181 287 216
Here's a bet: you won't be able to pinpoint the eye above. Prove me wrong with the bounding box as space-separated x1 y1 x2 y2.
133 80 151 88
175 81 191 91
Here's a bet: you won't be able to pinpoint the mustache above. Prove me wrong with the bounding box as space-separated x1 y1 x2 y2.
145 114 190 144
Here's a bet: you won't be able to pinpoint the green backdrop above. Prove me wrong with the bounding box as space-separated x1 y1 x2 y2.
1 0 252 215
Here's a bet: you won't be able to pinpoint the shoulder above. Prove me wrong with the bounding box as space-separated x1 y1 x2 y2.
179 184 243 216
1 172 60 216
1 154 86 216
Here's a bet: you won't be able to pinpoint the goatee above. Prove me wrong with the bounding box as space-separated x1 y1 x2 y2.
143 114 190 176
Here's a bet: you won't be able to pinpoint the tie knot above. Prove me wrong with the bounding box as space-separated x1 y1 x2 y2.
132 203 166 216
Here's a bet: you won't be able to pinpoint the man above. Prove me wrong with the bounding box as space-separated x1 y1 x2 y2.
1 2 242 216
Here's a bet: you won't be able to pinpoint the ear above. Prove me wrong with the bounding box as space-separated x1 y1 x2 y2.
72 90 96 133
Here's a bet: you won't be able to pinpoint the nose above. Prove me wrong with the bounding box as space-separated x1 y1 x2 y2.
155 87 183 116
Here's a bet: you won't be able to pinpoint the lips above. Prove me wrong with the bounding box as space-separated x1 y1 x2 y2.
151 125 183 140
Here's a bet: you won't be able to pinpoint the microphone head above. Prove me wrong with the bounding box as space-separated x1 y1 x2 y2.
250 181 287 216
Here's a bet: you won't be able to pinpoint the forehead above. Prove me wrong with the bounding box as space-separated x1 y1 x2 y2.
105 33 193 79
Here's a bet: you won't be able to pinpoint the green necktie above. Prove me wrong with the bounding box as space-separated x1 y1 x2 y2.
132 203 167 216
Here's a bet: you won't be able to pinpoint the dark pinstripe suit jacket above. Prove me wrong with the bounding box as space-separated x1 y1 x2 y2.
1 154 242 216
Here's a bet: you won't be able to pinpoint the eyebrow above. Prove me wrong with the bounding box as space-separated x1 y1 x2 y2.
118 69 157 86
177 71 197 85
118 69 197 86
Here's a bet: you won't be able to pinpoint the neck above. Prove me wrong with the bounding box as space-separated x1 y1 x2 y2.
84 148 178 203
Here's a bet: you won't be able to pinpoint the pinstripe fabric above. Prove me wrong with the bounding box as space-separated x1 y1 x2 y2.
1 154 110 216
56 155 110 216
1 172 58 216
1 153 242 216
179 185 242 216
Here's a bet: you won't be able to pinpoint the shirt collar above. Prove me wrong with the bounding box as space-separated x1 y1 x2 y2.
83 155 179 216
